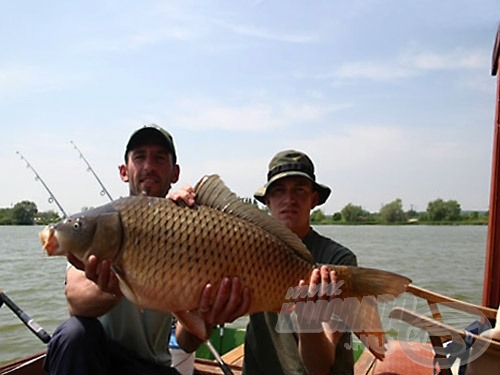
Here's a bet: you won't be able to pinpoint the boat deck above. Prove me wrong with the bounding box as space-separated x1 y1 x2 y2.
0 340 469 375
194 345 244 374
354 340 436 375
197 340 446 375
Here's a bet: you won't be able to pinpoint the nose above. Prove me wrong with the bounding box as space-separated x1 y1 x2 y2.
142 154 156 172
282 188 298 203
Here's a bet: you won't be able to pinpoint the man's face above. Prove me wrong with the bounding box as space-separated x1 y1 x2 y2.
119 144 179 197
265 176 319 235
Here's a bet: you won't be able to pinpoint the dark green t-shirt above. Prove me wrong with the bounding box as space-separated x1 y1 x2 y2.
243 229 357 375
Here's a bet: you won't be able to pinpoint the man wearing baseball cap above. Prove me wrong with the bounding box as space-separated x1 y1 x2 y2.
244 150 357 375
46 124 250 375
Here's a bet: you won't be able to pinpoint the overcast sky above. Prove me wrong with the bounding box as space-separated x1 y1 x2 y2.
1 0 499 216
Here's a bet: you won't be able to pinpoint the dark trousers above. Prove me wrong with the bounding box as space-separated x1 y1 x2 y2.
44 316 180 375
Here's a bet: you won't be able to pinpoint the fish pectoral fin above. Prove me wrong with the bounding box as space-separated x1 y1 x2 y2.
353 330 386 361
112 267 141 306
331 295 387 360
174 310 208 340
327 265 412 361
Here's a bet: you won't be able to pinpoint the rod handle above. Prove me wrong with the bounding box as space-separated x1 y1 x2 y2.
0 290 52 344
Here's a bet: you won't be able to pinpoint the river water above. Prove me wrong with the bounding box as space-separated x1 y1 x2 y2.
0 224 488 365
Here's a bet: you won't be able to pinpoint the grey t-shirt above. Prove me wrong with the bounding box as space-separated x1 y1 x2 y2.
99 298 173 366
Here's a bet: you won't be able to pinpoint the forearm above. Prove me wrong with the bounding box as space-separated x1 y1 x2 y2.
298 331 336 375
175 322 213 353
65 268 119 317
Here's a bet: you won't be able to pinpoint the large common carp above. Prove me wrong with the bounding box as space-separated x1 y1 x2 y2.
39 174 411 360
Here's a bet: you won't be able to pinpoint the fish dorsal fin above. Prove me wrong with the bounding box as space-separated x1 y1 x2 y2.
194 174 314 264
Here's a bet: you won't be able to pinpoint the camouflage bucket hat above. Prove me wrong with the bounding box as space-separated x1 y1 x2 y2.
254 149 331 205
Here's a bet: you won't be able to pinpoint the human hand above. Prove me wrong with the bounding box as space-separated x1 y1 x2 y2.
198 277 251 326
67 252 86 271
82 255 122 297
167 184 196 207
294 266 339 331
299 265 339 302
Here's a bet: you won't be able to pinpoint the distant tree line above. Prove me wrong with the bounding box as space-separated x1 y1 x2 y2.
0 201 61 225
310 198 488 225
0 198 489 226
246 196 487 225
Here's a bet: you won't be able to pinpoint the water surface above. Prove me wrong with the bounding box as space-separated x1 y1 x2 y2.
0 225 487 365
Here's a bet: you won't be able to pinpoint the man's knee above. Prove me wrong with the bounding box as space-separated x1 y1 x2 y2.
45 317 107 374
49 316 105 352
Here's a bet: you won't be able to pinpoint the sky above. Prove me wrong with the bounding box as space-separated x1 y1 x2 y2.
1 0 499 216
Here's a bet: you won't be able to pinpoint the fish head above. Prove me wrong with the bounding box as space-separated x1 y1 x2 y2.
39 206 123 264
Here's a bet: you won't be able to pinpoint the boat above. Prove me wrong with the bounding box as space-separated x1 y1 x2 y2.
2 20 500 375
350 19 500 375
0 351 243 375
0 328 246 375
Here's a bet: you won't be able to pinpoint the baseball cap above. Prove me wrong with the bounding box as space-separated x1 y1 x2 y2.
124 124 177 163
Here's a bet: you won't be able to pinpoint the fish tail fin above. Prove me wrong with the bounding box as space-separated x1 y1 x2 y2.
333 265 411 301
330 266 411 360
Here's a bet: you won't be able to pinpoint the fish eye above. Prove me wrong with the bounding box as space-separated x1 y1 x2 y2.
72 219 82 231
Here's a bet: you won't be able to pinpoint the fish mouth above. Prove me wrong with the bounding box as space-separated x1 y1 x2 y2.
39 226 60 256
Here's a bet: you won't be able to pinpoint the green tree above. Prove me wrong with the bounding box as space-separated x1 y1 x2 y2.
310 209 326 223
380 199 406 224
426 199 461 221
445 200 461 221
35 210 61 224
426 199 447 221
12 201 38 225
332 212 342 222
341 203 366 223
406 206 419 220
0 207 13 225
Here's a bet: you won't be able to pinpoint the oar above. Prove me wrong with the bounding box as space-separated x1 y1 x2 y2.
0 289 52 344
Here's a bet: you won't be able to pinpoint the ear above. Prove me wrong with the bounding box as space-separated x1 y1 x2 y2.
119 164 129 182
310 191 320 209
171 164 180 184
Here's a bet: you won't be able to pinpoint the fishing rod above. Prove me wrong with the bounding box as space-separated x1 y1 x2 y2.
204 339 234 375
0 289 52 344
16 151 68 218
18 146 233 372
71 141 114 201
70 142 233 373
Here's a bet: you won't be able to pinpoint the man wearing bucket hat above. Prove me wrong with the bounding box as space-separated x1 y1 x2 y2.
244 150 357 375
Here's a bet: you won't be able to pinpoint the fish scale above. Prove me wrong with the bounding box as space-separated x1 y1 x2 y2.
112 196 313 313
